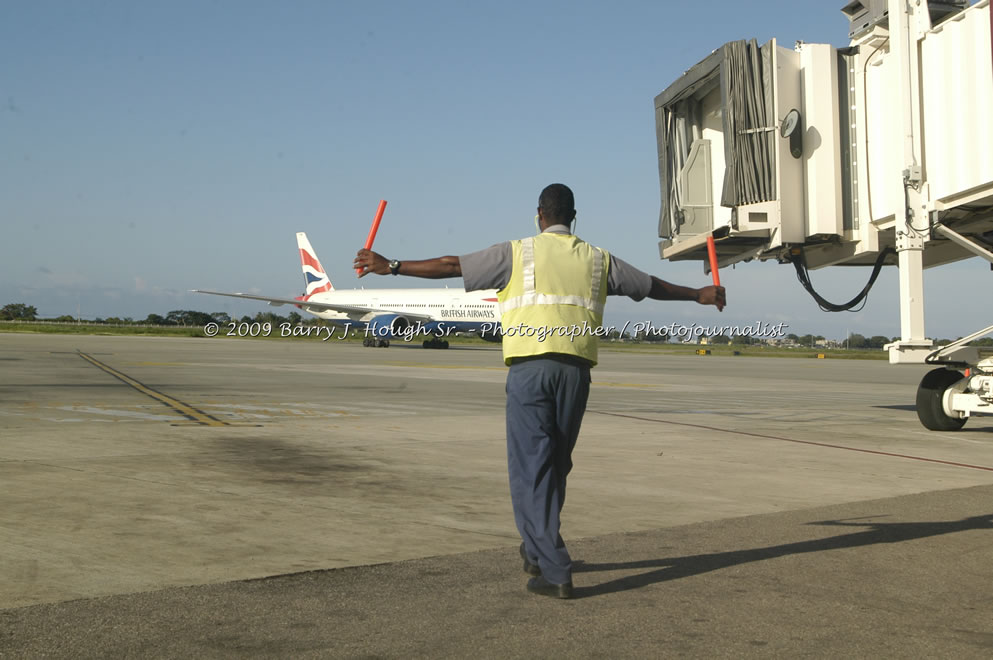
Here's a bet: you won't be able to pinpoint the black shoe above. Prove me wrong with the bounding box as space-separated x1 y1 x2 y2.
520 543 541 576
526 576 574 599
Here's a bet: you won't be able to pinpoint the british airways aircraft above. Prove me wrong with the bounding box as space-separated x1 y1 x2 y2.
195 233 501 348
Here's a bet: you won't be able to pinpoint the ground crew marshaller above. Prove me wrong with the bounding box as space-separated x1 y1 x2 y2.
354 183 726 598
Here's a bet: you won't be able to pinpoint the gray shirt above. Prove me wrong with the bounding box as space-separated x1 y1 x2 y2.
459 225 654 300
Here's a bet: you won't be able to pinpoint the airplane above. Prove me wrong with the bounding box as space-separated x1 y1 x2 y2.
194 232 502 348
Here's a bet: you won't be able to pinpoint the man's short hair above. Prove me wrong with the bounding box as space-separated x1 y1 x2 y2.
538 184 575 224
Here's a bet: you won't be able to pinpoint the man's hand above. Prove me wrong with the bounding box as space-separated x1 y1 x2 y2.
695 285 726 311
354 249 389 277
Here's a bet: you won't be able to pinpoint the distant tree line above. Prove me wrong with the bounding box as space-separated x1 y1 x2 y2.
844 333 893 349
142 310 311 327
1 303 38 321
0 303 316 328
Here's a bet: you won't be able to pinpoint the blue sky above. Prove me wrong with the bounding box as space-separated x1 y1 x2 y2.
2 0 988 340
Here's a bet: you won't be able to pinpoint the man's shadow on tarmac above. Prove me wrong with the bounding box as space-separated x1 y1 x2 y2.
571 514 993 598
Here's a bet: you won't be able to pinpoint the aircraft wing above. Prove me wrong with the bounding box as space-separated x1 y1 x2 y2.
192 289 437 322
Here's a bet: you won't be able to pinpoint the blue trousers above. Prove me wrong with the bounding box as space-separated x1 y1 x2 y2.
505 357 591 585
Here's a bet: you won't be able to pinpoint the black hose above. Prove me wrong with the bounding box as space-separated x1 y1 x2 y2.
791 247 895 312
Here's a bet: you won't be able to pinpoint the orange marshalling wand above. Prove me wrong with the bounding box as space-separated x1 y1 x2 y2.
706 235 720 287
356 199 388 275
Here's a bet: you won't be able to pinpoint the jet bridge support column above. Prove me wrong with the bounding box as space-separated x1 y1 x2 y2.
892 221 931 362
886 0 934 364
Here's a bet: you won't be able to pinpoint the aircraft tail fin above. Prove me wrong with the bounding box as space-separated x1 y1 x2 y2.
296 232 334 299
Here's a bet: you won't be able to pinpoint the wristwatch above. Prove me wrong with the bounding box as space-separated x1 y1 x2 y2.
388 259 401 275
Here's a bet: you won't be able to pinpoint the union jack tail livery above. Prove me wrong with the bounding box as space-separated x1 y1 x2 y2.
297 232 333 300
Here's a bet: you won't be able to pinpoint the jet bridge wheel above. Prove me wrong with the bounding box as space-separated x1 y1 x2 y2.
916 368 967 431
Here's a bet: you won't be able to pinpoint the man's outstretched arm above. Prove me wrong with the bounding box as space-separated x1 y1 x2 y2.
353 249 462 279
648 277 726 312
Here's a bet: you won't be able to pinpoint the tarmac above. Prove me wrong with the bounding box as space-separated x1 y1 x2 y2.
1 333 992 658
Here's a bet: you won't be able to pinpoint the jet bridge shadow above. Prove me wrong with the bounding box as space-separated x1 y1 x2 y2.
571 513 993 599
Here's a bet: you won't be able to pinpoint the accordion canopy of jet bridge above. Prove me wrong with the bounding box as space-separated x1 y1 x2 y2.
656 40 778 244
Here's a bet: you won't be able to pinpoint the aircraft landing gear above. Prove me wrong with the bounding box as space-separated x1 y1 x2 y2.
916 368 967 431
362 337 390 348
911 323 993 431
422 338 449 349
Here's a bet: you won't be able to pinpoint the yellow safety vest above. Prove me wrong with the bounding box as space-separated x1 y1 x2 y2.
497 232 609 366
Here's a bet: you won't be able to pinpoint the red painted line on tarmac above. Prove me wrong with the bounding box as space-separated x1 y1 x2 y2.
589 410 993 473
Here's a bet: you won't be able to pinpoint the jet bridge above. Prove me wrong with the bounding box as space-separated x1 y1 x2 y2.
655 0 993 430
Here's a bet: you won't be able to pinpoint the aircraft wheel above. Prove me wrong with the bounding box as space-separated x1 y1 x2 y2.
916 368 967 431
442 340 449 349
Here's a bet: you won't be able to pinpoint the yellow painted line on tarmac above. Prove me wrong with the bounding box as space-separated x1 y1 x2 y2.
77 352 228 427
